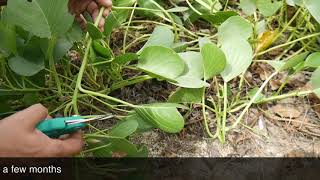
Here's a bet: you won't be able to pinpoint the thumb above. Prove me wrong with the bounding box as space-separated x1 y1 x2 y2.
8 104 48 130
48 131 84 157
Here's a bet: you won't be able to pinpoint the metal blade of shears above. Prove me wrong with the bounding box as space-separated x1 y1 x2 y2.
66 115 114 125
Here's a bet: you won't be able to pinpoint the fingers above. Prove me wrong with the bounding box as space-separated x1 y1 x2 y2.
97 0 112 8
87 1 98 14
48 131 84 157
8 104 48 130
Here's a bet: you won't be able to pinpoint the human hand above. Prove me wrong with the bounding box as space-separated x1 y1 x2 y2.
0 104 84 157
68 0 112 32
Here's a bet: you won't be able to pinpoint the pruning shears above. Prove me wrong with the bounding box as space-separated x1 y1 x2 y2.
36 115 114 138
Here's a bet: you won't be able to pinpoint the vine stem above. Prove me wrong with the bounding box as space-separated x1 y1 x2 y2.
220 81 228 143
71 7 136 114
202 88 218 139
71 7 105 114
226 71 278 131
47 37 62 95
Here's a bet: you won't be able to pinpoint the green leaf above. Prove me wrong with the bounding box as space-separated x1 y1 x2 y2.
137 46 186 80
139 26 174 53
171 52 208 88
173 76 209 88
220 38 253 82
201 42 226 80
104 0 136 39
168 88 203 103
280 52 309 71
218 16 253 43
240 0 257 15
114 53 138 65
201 11 239 25
178 51 204 79
218 16 253 82
23 93 39 106
87 22 103 40
8 56 44 76
171 42 188 53
6 0 74 38
109 119 138 138
92 40 112 58
135 105 184 133
311 67 320 98
137 0 165 19
305 52 320 68
248 87 265 103
267 61 285 72
125 112 154 133
305 0 320 24
0 21 17 56
256 0 282 17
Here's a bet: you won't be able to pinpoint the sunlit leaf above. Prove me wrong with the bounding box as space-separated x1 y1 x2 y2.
138 46 186 80
218 16 253 44
201 43 226 80
135 105 184 133
280 52 309 71
305 0 320 24
256 0 282 17
139 26 174 53
240 0 257 15
305 52 320 68
220 38 253 82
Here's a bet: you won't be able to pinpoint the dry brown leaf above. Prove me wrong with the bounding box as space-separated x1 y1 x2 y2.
255 30 278 53
271 104 302 118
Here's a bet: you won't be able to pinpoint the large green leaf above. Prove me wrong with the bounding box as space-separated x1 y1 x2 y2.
0 21 16 56
256 0 282 17
171 51 209 88
135 105 184 133
218 16 253 82
125 112 154 133
220 39 253 82
109 119 138 138
240 0 257 15
305 52 320 67
201 42 226 80
178 52 203 78
168 88 203 103
279 52 309 71
6 0 74 38
305 0 320 24
8 56 44 76
201 11 239 25
311 67 320 98
137 46 186 80
139 26 174 53
218 16 253 44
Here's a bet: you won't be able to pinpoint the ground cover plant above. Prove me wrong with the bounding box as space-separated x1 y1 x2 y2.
1 0 320 157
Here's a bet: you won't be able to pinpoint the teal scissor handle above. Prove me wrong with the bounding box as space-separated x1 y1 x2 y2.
36 116 87 138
